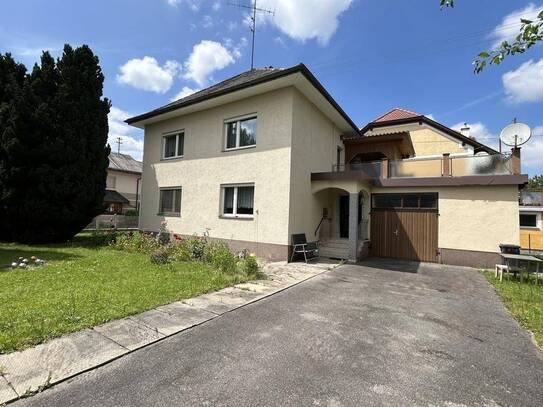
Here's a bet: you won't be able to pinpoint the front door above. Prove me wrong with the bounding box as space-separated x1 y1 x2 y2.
339 195 349 238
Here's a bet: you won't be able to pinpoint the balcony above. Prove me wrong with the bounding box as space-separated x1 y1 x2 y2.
314 151 527 187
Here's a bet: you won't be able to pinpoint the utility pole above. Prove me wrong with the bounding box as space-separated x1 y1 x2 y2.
116 137 123 154
229 1 274 70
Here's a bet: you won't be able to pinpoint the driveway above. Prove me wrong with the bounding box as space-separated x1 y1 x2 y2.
14 260 543 406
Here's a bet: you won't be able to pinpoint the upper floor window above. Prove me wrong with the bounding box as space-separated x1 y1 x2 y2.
225 116 257 150
106 175 116 189
220 184 255 218
163 131 184 159
159 187 182 216
520 214 538 228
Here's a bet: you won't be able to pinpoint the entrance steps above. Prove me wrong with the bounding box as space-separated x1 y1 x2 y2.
319 238 349 260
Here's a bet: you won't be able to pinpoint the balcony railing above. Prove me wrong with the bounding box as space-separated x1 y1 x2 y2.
331 153 516 179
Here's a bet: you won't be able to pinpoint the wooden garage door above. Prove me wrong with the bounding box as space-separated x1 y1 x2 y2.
370 193 438 262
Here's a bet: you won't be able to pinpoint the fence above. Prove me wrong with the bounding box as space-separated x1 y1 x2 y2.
85 214 139 230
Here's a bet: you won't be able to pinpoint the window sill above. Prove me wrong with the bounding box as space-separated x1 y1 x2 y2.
219 215 254 220
520 226 540 230
223 145 256 152
157 213 181 217
160 155 184 162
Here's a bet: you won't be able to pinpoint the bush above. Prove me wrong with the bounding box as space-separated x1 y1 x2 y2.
110 231 160 254
124 209 139 217
204 242 237 274
150 248 169 265
239 255 259 275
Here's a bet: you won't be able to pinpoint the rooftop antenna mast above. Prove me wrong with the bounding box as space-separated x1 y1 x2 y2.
115 137 123 154
229 1 274 70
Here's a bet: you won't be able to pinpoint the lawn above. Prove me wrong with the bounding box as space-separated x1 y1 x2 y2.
483 271 543 346
0 234 258 354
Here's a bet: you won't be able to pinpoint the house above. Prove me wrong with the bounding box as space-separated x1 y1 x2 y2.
126 64 527 268
519 191 543 251
104 152 142 214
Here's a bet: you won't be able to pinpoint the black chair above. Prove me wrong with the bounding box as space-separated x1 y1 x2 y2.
290 233 319 263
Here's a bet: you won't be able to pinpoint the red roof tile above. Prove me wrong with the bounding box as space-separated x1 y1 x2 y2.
372 108 422 123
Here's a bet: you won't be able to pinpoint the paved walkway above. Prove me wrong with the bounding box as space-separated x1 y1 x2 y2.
0 260 339 404
9 259 543 406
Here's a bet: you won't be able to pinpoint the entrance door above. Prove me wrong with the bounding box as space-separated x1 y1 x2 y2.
339 195 349 238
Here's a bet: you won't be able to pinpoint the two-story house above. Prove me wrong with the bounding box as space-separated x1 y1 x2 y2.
126 64 527 268
104 152 142 214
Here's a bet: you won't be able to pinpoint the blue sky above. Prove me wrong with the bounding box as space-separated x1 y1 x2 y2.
1 0 542 175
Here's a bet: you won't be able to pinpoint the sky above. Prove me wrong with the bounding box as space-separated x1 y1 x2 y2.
1 0 542 175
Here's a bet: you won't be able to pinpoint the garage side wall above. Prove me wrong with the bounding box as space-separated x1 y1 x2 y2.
371 185 520 267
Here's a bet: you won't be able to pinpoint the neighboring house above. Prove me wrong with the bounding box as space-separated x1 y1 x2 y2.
104 153 142 214
126 64 527 268
519 191 543 251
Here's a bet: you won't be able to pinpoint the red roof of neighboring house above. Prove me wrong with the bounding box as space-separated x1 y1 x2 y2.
372 108 423 123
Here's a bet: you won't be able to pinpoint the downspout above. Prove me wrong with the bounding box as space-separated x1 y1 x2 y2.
135 177 141 211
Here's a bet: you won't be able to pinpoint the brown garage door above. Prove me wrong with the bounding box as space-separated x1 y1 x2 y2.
370 193 438 263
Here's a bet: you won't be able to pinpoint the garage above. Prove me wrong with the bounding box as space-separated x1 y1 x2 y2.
370 193 439 262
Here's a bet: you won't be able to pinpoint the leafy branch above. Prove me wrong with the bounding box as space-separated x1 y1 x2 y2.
440 1 543 73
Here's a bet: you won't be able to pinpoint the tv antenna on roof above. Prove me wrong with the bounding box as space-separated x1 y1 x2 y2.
115 137 123 154
499 118 531 150
228 1 274 70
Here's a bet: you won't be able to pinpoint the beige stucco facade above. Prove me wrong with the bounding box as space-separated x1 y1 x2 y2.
107 169 140 207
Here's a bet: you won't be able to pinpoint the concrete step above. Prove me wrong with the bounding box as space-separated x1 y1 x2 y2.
319 247 349 259
320 242 349 250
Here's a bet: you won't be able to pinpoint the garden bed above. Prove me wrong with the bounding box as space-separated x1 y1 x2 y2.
0 232 261 354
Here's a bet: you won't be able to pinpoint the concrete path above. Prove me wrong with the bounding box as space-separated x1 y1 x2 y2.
9 259 543 406
0 260 338 404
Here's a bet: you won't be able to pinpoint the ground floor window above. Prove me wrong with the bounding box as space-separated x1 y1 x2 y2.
159 187 182 216
221 184 254 218
520 213 538 228
372 193 438 210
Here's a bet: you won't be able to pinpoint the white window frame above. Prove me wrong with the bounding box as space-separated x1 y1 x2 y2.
220 183 255 219
520 212 539 229
162 130 184 160
158 187 182 217
223 114 257 151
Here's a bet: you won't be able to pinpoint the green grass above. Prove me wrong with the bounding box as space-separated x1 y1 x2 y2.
483 271 543 346
0 234 257 354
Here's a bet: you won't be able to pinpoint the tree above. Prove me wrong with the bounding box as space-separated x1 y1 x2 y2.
527 175 543 190
440 1 543 73
0 45 110 243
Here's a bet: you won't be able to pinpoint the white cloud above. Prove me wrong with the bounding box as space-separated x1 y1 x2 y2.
166 0 200 11
108 107 144 160
202 15 213 28
170 86 200 101
451 121 498 149
425 114 436 121
227 21 238 31
489 3 543 48
254 0 353 46
117 57 181 94
183 40 237 86
502 59 543 103
212 1 220 11
521 126 543 172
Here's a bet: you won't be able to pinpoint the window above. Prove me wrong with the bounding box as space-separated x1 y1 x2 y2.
520 214 538 228
106 175 116 189
163 132 184 159
225 116 256 150
159 188 182 216
221 184 254 218
372 193 438 210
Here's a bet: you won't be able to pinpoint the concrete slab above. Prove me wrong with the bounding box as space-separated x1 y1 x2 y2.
155 302 216 330
0 329 126 396
182 289 254 315
234 282 279 295
130 305 213 337
93 318 165 351
0 375 18 404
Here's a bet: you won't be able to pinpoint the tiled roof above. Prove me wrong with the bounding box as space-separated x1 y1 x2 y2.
372 108 422 123
104 189 129 204
163 67 284 109
108 153 142 174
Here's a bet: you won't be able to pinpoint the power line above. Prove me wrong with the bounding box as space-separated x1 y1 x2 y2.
228 1 274 70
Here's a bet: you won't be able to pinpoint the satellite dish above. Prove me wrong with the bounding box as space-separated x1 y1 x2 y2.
499 122 531 147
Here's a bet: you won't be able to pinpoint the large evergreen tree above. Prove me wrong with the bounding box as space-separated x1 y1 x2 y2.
0 45 110 243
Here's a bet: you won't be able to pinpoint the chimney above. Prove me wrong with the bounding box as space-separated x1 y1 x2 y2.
460 123 472 139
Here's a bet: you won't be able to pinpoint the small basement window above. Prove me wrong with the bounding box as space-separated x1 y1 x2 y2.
159 187 182 216
520 214 538 228
221 184 255 218
225 116 257 150
163 131 184 159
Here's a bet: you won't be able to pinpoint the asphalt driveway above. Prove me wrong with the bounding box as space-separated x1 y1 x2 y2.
14 259 543 406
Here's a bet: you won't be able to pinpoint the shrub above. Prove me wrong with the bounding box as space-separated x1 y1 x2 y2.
150 248 169 265
204 242 237 274
184 236 206 260
124 209 139 217
239 255 259 275
110 231 159 253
